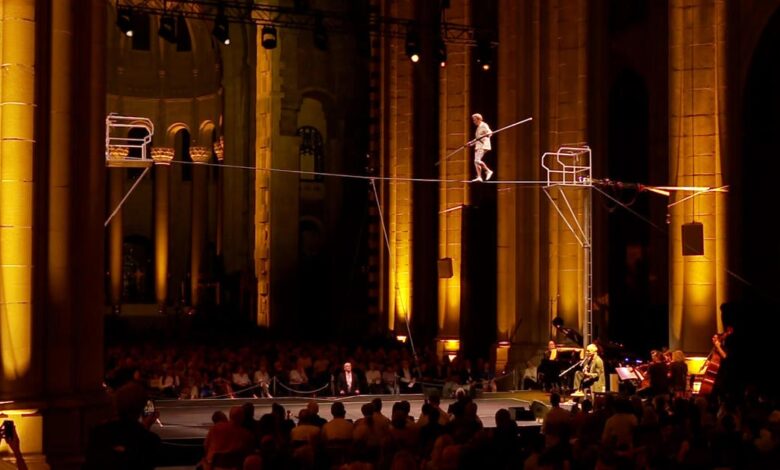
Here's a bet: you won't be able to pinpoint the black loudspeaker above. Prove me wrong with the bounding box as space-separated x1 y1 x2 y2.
531 400 549 420
682 222 704 256
437 258 453 278
508 406 535 421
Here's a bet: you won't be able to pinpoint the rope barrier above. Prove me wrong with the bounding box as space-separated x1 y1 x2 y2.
202 382 265 400
273 378 331 395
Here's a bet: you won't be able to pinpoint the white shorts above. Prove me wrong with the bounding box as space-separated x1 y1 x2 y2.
475 149 487 163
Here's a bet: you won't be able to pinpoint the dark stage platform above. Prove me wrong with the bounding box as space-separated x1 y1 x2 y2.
153 390 551 440
152 391 554 468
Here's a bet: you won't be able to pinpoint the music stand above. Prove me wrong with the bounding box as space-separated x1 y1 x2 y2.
615 367 641 382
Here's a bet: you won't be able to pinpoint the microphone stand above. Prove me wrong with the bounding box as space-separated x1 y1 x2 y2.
559 358 585 378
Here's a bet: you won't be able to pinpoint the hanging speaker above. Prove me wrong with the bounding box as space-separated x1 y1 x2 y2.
437 258 453 278
682 222 704 256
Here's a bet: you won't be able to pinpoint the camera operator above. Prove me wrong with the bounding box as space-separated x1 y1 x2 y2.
0 419 28 470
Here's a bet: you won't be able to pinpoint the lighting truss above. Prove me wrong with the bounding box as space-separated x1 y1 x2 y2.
114 0 493 45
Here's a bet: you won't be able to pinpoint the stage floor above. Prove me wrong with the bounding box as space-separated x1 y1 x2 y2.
152 390 551 440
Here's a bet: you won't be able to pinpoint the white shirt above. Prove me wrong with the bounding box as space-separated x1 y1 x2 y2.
346 371 353 389
475 121 492 151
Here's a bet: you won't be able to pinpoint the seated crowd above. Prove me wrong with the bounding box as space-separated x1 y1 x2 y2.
84 379 780 470
103 340 499 400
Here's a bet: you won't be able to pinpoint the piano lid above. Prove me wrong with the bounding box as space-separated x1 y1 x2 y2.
552 317 584 346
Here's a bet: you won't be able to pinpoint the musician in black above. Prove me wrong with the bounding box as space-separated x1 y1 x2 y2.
538 340 561 391
573 344 605 396
646 350 670 397
669 350 688 398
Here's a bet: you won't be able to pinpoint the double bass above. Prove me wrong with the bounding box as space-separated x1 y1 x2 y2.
698 327 733 395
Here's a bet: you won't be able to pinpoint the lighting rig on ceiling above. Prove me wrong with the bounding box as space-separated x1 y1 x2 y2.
114 0 497 65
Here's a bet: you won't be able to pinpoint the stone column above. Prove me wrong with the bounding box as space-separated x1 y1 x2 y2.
385 0 415 336
189 146 211 306
437 0 470 346
0 0 37 398
0 0 110 467
152 147 174 310
255 33 273 327
668 0 728 352
496 0 544 353
107 168 124 312
213 137 224 258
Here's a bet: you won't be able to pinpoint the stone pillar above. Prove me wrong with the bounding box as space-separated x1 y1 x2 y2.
438 0 470 343
0 0 112 467
533 0 590 336
189 146 210 306
385 0 415 336
213 137 224 258
496 0 544 353
107 169 123 312
0 16 55 464
0 0 37 400
668 0 728 352
255 33 273 327
152 147 174 310
495 0 590 367
43 0 111 465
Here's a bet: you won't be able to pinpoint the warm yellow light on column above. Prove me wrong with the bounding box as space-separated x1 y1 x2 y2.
152 147 174 308
555 187 582 329
189 146 210 306
108 170 124 310
436 338 460 361
1 0 36 380
437 25 469 340
213 137 224 258
668 0 728 352
387 16 415 332
255 41 273 327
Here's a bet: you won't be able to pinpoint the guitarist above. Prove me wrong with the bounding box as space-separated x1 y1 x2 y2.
572 344 605 397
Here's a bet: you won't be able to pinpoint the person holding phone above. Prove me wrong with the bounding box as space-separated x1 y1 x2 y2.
1 420 29 470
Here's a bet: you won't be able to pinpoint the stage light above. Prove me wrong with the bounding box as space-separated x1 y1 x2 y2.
212 14 230 45
313 15 328 51
116 6 134 37
476 39 493 71
261 25 278 49
436 38 447 67
158 15 177 44
405 29 420 63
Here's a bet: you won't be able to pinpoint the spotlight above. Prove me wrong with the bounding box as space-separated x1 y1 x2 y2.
436 38 447 67
212 14 230 45
476 39 493 71
116 6 134 37
405 29 420 63
313 15 328 51
261 25 278 49
158 15 177 44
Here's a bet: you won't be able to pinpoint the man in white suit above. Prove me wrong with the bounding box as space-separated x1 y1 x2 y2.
470 113 493 182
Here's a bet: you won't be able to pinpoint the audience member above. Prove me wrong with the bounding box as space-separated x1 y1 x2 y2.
83 382 162 470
